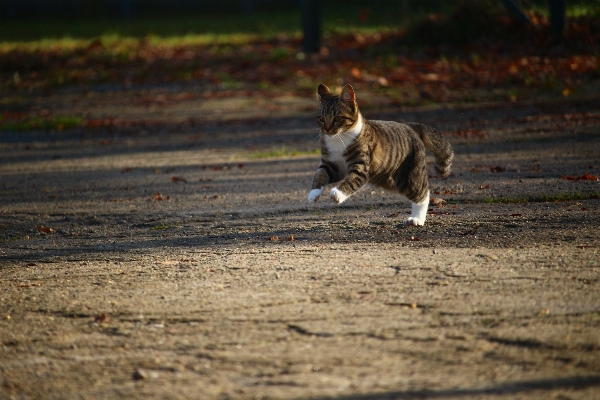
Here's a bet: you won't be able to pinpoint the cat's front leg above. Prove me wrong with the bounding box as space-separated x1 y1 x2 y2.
308 187 324 202
309 162 340 203
329 187 348 203
330 162 368 204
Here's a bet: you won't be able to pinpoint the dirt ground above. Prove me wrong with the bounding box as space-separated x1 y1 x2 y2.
1 87 599 399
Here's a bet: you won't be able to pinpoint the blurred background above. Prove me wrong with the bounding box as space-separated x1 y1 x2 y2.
0 0 599 130
2 0 597 41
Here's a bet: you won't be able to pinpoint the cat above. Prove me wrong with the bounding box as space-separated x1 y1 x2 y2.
308 84 453 226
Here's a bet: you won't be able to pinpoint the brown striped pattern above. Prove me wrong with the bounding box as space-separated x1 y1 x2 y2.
311 84 453 204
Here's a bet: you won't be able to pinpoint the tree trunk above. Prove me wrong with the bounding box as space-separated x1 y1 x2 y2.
301 0 321 53
549 0 566 38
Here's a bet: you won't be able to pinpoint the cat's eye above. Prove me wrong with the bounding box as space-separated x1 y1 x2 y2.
317 116 325 123
333 117 343 122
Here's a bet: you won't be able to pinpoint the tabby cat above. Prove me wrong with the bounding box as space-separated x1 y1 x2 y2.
308 84 453 226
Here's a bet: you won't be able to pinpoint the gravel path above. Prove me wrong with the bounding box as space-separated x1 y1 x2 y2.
1 91 599 399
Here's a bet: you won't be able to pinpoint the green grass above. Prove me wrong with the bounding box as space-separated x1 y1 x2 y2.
249 147 320 159
531 192 600 202
151 224 169 230
0 116 83 131
481 191 600 204
481 197 529 204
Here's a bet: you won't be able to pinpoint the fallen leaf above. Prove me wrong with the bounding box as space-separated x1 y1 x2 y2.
36 225 54 234
171 176 188 183
286 234 295 241
203 165 230 171
149 192 164 201
561 172 598 181
479 184 490 189
94 313 107 323
269 236 279 241
488 166 506 173
19 282 42 287
511 213 522 217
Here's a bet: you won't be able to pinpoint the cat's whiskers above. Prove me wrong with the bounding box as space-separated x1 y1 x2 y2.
335 132 348 148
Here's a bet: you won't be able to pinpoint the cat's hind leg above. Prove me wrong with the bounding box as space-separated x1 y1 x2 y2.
403 190 429 226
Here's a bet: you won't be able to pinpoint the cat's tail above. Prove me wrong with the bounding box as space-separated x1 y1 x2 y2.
407 123 453 178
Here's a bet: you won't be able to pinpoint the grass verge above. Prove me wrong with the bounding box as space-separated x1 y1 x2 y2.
0 115 83 131
481 191 600 204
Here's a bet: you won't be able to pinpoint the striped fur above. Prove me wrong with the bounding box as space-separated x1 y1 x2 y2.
310 84 453 225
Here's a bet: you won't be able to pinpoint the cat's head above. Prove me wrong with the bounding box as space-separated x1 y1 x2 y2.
316 84 359 135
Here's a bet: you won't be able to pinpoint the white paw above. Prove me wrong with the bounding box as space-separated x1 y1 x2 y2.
308 188 324 203
403 217 425 226
330 187 348 204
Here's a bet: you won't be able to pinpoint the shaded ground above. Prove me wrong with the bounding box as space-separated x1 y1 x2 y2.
1 88 600 399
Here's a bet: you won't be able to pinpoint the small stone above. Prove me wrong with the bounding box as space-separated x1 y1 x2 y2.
133 369 148 380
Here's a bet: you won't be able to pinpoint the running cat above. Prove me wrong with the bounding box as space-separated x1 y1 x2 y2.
308 84 453 226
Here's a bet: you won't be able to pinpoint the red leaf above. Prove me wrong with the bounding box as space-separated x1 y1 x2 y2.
561 172 598 181
36 225 54 234
150 192 164 201
488 166 506 173
94 313 107 323
171 176 188 183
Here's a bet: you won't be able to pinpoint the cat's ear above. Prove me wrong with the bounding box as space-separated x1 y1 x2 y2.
318 84 331 98
340 84 356 104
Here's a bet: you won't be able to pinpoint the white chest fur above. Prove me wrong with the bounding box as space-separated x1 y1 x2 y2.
323 114 363 165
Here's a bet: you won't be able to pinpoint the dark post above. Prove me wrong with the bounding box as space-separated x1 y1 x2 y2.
241 0 254 14
120 0 132 19
301 0 321 53
549 0 565 38
499 0 534 27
